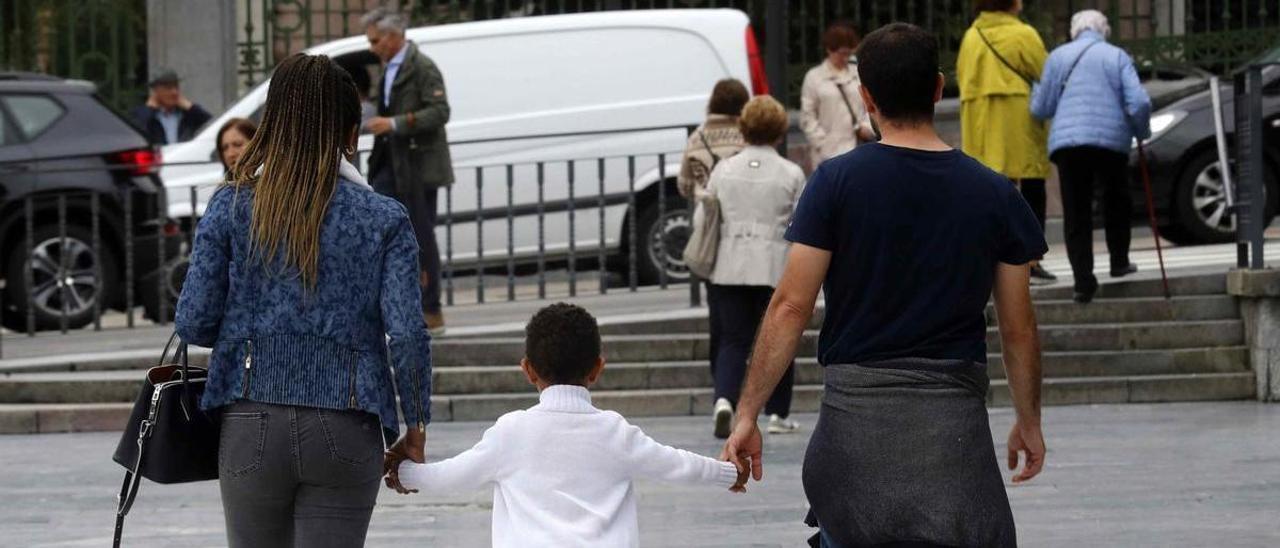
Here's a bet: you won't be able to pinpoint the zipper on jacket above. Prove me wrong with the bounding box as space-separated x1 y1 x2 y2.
348 352 358 409
411 368 426 431
241 340 253 397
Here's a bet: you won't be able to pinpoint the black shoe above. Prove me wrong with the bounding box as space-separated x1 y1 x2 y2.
1110 263 1138 278
1073 288 1096 304
1029 264 1058 285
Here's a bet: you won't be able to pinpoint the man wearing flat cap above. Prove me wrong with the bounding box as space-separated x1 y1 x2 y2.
129 68 212 145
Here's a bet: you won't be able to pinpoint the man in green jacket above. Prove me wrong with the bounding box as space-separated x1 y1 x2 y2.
362 7 454 335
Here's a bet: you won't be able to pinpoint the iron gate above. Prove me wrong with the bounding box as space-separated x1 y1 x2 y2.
235 1 1280 103
0 0 147 113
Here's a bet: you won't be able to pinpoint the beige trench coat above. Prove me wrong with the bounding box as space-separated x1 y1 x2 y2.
706 145 807 288
800 61 874 169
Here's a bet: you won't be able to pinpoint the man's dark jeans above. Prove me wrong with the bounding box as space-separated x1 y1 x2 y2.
219 401 384 548
371 169 443 314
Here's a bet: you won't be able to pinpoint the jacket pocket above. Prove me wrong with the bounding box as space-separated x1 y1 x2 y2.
317 409 383 467
219 411 267 478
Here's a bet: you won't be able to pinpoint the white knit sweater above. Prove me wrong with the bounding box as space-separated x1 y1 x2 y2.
398 385 739 547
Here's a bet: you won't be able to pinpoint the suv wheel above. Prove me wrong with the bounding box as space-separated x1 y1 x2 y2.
634 194 692 285
4 225 118 332
1172 150 1277 244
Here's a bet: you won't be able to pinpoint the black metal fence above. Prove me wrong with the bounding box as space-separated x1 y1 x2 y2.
234 1 1280 104
0 137 710 355
436 151 693 307
0 183 185 356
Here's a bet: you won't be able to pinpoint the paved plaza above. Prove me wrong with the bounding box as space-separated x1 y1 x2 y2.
1 401 1278 547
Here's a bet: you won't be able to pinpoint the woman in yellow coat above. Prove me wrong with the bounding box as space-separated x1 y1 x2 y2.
958 0 1056 284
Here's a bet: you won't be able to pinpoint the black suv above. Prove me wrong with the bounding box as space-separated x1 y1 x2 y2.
0 73 183 331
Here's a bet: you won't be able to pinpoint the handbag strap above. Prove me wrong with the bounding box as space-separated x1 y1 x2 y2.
976 26 1037 87
114 395 156 548
698 131 722 169
177 342 198 421
1060 40 1101 91
156 331 180 367
834 82 861 134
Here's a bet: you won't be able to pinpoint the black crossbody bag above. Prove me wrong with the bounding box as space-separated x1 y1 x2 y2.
111 333 220 548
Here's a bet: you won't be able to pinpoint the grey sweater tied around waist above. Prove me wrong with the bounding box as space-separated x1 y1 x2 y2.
802 360 1017 548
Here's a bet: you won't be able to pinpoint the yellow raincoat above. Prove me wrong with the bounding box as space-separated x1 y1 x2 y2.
957 11 1050 180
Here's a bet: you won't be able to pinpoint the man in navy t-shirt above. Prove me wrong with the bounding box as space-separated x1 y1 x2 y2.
721 23 1047 547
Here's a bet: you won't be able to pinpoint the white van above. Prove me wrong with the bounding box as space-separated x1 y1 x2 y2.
159 9 767 284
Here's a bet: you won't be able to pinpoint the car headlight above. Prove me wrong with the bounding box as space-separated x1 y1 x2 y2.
1136 110 1188 147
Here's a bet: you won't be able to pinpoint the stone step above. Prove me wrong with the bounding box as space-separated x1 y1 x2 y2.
988 320 1244 353
450 294 1238 338
3 318 1239 375
0 346 1248 403
994 295 1238 326
438 372 1255 422
434 320 1242 366
0 402 134 434
1031 272 1225 300
0 371 1251 433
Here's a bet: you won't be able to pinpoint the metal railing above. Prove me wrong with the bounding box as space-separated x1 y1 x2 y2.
0 129 711 354
433 149 697 308
0 183 184 357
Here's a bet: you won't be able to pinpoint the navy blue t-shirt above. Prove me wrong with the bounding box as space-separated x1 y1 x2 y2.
785 143 1047 365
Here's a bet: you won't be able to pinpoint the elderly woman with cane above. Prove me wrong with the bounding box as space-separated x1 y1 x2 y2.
1031 9 1152 303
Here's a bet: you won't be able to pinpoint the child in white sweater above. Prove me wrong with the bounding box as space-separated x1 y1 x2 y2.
387 303 745 547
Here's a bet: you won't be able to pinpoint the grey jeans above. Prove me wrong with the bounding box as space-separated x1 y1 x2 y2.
218 401 384 548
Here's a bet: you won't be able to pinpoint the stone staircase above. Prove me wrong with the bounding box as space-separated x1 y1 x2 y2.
0 272 1256 433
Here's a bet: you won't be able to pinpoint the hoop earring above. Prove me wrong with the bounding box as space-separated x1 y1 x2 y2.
342 145 355 156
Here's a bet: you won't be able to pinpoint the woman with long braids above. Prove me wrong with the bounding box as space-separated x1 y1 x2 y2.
175 53 432 547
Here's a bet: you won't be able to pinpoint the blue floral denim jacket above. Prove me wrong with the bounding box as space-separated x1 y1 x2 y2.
176 167 432 444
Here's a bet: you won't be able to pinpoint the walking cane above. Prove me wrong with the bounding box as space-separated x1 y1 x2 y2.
1136 141 1172 300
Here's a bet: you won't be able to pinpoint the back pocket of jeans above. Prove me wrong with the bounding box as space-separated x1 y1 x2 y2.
219 412 267 478
317 409 382 467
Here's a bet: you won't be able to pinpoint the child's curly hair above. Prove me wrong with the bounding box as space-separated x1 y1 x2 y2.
524 303 602 385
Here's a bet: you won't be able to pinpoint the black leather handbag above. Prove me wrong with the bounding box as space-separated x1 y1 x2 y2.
111 333 220 548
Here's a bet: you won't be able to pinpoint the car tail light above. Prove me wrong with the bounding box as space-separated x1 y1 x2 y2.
113 148 161 176
745 25 770 96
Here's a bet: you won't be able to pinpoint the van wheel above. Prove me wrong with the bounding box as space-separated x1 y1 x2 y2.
635 195 692 285
3 225 118 332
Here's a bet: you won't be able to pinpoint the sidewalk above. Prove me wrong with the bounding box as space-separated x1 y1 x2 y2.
2 234 1276 366
1 401 1277 547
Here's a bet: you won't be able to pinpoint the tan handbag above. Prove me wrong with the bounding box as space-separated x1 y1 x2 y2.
683 193 720 279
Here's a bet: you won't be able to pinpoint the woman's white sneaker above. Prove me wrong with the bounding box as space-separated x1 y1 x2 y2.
713 398 733 439
767 414 800 434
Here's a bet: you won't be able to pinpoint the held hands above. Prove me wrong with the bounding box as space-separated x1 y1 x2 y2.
719 416 764 493
1007 419 1046 483
365 116 394 136
383 427 427 494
